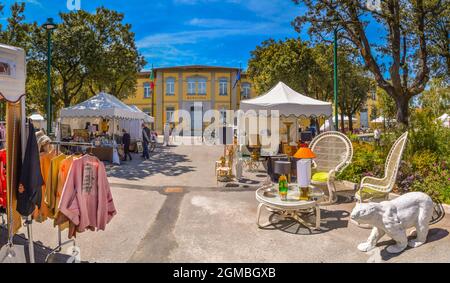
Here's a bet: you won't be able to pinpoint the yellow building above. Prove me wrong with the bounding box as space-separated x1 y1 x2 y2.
123 65 256 134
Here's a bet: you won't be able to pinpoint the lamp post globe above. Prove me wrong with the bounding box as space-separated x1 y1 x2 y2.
42 18 57 135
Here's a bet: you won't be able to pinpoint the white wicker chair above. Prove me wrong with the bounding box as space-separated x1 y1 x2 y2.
355 131 408 202
309 131 353 204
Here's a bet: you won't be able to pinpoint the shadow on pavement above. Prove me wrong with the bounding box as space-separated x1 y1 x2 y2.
106 145 195 181
0 226 74 263
376 228 449 261
260 209 350 235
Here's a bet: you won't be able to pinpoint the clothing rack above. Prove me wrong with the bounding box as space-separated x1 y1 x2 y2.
43 141 93 262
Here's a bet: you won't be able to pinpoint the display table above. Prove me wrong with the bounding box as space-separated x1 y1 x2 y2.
255 185 324 230
90 146 114 162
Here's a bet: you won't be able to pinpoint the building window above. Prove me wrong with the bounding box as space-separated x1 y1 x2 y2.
198 77 207 95
187 76 207 95
143 82 151 98
241 82 251 99
166 77 175 96
166 107 175 123
219 108 227 124
187 78 196 95
219 78 228 96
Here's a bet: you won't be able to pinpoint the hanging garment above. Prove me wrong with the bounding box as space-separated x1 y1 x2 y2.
32 150 55 222
58 155 116 238
46 153 66 218
0 149 6 209
6 102 23 234
54 155 74 230
17 122 44 216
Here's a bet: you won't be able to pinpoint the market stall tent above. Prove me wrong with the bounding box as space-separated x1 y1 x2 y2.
371 116 397 123
320 116 357 131
60 92 148 139
29 113 46 130
60 92 147 120
437 113 449 128
239 81 332 147
240 81 332 117
130 105 154 123
0 44 26 102
0 43 34 261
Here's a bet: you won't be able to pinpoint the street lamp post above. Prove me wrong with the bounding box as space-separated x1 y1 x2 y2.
42 18 57 135
333 28 339 131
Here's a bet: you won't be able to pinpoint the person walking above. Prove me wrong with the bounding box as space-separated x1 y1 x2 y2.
374 128 381 147
141 123 151 159
122 129 132 161
163 123 170 147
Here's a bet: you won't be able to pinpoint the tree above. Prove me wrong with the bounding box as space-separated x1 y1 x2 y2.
84 8 146 99
292 0 447 126
247 38 371 132
247 38 324 99
426 4 449 80
420 78 450 117
27 7 145 117
338 63 372 132
376 87 397 128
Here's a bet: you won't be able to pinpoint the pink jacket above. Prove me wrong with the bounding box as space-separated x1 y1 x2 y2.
59 155 116 233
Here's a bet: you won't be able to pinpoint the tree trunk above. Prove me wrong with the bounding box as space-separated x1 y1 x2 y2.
340 112 345 133
395 95 410 126
348 113 354 132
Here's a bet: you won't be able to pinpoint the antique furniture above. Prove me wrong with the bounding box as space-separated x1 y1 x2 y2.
309 131 353 204
355 131 408 202
255 185 324 230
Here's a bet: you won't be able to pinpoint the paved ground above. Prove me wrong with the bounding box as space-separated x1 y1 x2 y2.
4 143 449 263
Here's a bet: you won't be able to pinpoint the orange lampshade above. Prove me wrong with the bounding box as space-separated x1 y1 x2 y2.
294 147 316 159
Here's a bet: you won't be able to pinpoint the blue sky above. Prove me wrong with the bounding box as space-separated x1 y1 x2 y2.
1 0 307 70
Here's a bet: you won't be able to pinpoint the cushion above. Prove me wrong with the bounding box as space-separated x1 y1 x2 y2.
312 172 329 183
355 187 388 200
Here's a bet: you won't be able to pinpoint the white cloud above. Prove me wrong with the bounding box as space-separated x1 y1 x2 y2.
137 21 288 48
23 0 43 7
186 18 250 29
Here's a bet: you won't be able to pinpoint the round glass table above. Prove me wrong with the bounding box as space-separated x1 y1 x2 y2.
255 185 324 230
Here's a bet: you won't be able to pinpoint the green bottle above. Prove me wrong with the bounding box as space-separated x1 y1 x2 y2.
278 175 288 200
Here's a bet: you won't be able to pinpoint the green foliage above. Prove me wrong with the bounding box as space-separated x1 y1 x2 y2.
247 38 320 98
411 161 450 204
4 4 146 117
291 0 447 125
407 110 450 158
247 38 371 131
419 78 450 117
376 88 397 121
337 142 386 184
338 108 450 204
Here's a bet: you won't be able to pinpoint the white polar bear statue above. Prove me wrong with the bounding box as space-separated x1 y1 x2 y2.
350 192 433 254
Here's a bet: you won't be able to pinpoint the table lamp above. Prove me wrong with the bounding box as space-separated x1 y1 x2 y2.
294 147 316 200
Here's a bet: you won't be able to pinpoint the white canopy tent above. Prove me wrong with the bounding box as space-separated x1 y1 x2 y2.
240 81 332 117
239 81 332 148
0 44 26 103
437 113 450 128
130 105 154 123
320 116 357 131
28 113 46 131
60 92 148 140
371 116 397 123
